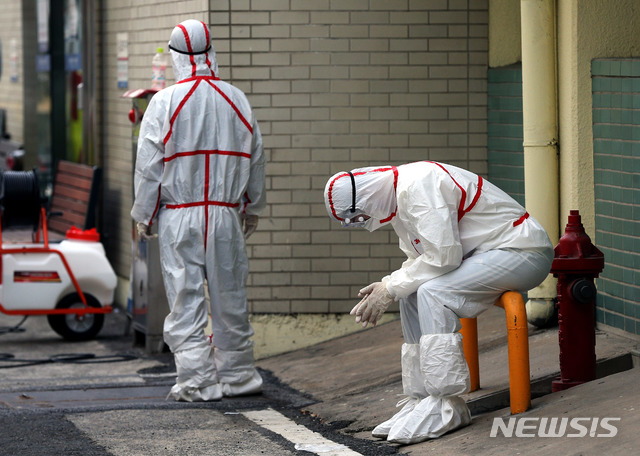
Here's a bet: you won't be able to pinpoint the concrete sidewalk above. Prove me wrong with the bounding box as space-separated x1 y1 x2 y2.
257 305 640 455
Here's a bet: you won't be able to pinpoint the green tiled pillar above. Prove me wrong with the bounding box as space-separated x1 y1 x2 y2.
592 58 640 336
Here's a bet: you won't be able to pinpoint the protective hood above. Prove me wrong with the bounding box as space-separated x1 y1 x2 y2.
324 166 398 231
168 19 218 82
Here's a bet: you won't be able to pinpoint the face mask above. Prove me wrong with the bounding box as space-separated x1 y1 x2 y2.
362 217 378 232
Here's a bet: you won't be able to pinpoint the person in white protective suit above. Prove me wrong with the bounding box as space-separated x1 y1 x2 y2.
324 161 553 444
131 19 266 402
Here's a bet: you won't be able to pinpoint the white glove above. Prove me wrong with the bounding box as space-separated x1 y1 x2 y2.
136 222 157 241
242 214 259 239
350 281 394 328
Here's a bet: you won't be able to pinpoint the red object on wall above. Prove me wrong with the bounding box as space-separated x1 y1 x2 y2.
550 210 605 392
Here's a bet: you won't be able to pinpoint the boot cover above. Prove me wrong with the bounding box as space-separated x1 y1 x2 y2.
167 344 221 401
401 343 428 397
221 369 263 397
215 345 263 396
420 333 470 397
387 396 471 444
372 344 427 439
372 396 421 438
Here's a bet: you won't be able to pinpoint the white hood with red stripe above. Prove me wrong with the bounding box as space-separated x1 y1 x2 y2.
169 19 218 81
324 166 398 231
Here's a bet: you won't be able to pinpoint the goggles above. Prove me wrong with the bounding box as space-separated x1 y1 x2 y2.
341 213 371 228
337 171 370 228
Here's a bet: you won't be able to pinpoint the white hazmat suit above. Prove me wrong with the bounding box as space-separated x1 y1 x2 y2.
131 20 266 402
324 161 553 443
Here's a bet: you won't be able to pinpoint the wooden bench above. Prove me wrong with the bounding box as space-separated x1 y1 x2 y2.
47 160 102 236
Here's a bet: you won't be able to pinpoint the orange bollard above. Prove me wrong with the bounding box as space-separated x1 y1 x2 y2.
460 292 531 414
460 317 480 392
495 291 531 414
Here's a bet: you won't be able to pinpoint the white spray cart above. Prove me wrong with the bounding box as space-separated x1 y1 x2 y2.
0 170 117 341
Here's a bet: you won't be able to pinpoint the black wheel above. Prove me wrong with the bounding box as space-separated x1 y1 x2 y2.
47 293 105 341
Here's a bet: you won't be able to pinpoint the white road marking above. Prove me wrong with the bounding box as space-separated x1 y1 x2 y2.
242 408 363 456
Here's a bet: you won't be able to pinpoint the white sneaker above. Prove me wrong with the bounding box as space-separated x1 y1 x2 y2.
372 396 422 439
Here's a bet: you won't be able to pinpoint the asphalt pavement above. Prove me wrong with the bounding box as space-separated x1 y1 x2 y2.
0 304 639 455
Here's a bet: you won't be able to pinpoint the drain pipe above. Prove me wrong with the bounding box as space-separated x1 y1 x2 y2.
521 0 560 327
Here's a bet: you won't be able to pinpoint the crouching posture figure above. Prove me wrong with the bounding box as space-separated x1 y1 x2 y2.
324 161 552 444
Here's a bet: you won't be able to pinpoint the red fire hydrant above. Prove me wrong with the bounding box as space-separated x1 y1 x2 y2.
550 210 605 392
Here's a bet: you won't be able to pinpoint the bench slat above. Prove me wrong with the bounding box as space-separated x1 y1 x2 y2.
55 174 93 191
47 160 101 235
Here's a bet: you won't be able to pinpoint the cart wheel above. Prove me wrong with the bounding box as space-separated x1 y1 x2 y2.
47 293 105 341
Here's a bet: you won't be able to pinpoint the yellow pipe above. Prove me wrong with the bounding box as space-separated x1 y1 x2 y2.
521 0 559 231
521 0 559 322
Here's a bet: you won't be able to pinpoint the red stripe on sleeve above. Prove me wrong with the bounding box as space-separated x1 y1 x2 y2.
148 184 163 226
465 176 483 213
513 212 530 227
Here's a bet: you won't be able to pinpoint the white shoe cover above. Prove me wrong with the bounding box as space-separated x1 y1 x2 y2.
401 343 427 398
420 333 470 397
372 343 428 439
167 382 222 402
215 345 256 383
387 396 471 444
221 369 263 397
372 397 421 438
168 344 221 402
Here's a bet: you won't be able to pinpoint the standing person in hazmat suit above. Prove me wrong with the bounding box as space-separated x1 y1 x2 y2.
323 161 553 444
131 19 266 402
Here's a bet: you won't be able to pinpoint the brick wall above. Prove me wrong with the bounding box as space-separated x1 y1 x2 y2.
592 58 640 336
0 3 24 144
101 0 489 313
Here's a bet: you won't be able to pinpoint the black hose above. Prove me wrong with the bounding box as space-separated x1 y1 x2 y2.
0 316 28 335
0 352 138 369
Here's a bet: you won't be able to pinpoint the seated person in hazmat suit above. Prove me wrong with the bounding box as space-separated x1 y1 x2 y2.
132 19 266 402
323 161 553 444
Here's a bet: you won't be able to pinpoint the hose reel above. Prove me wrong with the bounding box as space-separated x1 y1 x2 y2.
0 169 41 230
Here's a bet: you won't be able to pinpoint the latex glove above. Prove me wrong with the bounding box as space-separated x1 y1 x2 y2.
136 222 157 240
351 281 394 328
242 214 259 239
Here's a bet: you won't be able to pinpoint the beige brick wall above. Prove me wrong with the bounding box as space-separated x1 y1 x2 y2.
101 0 488 314
0 3 24 144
